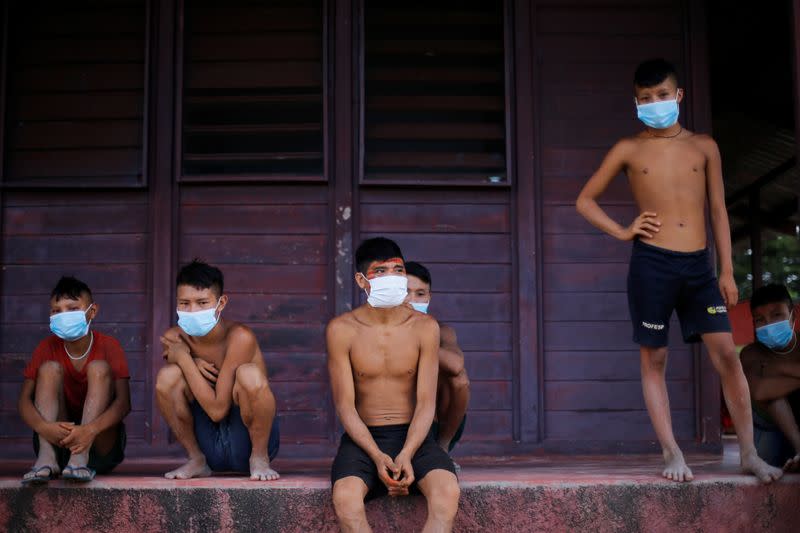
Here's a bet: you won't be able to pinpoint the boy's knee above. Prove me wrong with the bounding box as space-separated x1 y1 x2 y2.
332 480 365 519
235 364 268 394
450 370 470 392
428 477 460 519
37 361 64 380
714 348 741 371
156 364 184 394
86 360 112 380
641 347 668 370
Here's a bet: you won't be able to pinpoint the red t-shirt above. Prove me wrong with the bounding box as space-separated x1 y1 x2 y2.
23 331 130 419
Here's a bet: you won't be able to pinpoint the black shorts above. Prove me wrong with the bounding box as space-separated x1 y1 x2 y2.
33 423 126 475
627 239 731 348
331 424 456 499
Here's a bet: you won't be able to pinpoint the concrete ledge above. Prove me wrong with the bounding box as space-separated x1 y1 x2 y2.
2 455 799 532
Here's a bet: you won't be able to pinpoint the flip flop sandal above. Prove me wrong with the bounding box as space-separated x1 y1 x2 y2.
62 466 96 482
21 465 57 486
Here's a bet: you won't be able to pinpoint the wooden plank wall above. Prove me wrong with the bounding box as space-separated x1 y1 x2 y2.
535 0 697 447
0 0 716 457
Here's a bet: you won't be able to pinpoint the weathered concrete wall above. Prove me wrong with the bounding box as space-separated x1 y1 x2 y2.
1 478 798 533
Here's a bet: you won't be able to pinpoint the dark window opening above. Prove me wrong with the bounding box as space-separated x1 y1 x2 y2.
180 0 324 180
362 0 508 185
709 0 799 301
2 0 146 187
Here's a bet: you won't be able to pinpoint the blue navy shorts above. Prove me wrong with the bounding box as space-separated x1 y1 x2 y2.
627 239 731 348
191 402 280 472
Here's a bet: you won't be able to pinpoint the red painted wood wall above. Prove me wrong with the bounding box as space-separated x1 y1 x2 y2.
0 0 721 458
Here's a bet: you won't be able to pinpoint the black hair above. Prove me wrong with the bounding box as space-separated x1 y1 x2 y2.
176 259 224 296
634 58 679 88
405 261 431 287
355 237 404 274
751 283 793 312
51 276 93 303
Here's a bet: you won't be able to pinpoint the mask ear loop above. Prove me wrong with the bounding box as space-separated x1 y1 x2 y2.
84 304 95 329
358 273 371 297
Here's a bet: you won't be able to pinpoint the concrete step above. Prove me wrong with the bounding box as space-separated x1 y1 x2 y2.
2 454 798 532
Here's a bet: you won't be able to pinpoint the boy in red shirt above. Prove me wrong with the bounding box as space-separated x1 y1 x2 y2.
18 276 131 484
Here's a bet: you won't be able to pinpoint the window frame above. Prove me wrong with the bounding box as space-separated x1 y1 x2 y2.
357 0 514 188
0 0 151 189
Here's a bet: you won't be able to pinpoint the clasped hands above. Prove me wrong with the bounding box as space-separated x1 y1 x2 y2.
374 451 414 497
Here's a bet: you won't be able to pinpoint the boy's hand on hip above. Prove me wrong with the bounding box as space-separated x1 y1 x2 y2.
719 273 738 308
621 212 661 241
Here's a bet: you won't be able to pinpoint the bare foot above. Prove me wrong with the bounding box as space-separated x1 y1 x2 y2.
662 450 693 482
250 456 280 481
741 451 783 484
783 454 800 472
165 457 211 480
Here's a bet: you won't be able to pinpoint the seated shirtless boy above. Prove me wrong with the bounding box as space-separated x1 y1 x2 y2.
740 283 800 471
327 238 460 533
156 260 280 480
405 261 470 456
576 58 781 483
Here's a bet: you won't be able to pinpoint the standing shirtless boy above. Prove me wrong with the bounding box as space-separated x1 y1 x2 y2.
576 58 781 483
156 260 280 481
327 238 460 533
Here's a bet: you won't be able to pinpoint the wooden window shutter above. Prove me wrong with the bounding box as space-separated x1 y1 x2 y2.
179 0 325 182
2 0 147 188
362 0 508 186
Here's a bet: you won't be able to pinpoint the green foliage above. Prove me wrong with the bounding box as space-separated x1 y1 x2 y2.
734 233 800 301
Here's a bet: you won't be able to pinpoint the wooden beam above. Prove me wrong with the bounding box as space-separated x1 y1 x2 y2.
794 0 800 162
146 0 178 447
684 0 721 450
0 3 7 331
329 0 356 442
725 156 797 206
515 0 540 443
750 190 763 290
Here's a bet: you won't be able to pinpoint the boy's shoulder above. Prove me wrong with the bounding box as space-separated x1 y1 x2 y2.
224 320 257 345
33 334 61 354
410 310 439 336
326 309 359 336
92 330 124 350
684 132 718 151
740 342 767 362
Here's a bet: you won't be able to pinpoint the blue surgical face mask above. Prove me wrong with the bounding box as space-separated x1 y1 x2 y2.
756 317 795 350
636 97 680 129
410 302 429 314
177 300 222 337
50 305 93 341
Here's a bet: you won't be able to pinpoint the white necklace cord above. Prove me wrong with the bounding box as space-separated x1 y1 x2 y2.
65 331 94 360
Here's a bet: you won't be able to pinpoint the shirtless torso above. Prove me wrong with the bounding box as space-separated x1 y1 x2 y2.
624 131 712 251
329 304 439 427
